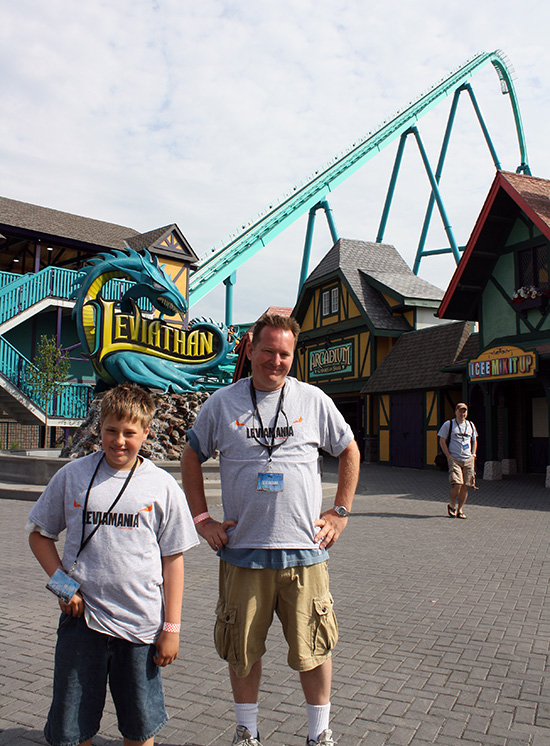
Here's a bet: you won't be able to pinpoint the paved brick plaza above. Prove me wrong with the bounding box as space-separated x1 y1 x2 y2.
1 461 550 746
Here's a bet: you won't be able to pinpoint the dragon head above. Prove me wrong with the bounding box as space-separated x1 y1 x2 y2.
74 248 188 318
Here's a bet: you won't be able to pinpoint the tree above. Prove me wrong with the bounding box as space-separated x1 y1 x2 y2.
26 335 71 447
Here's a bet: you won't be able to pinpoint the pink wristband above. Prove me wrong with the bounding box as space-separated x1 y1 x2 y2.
163 622 181 633
193 511 211 525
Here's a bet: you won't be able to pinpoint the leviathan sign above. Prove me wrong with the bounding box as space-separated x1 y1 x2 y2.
72 249 237 392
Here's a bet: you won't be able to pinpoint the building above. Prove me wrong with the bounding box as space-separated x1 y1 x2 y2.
438 171 550 480
356 170 550 480
0 196 197 443
292 238 446 459
361 320 477 468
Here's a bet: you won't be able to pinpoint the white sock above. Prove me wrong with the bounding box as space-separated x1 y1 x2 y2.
307 702 331 741
234 702 259 737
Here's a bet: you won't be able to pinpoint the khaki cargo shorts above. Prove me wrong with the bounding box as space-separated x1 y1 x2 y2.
214 559 338 678
448 455 476 486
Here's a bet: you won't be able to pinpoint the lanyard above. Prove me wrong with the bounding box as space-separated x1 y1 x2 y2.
455 419 470 438
249 379 288 461
71 453 139 572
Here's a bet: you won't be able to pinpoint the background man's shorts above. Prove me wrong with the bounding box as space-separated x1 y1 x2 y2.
214 560 338 678
448 455 475 486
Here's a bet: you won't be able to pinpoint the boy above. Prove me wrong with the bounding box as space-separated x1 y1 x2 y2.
28 383 199 746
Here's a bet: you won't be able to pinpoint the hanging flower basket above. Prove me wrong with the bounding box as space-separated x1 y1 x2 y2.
510 286 549 316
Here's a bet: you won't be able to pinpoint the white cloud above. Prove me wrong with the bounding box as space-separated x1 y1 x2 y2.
0 0 549 323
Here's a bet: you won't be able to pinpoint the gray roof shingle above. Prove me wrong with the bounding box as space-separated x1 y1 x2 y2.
306 238 443 332
361 320 472 393
0 195 140 249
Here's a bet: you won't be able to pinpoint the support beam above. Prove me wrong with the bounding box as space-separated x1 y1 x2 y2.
298 200 339 295
223 273 236 326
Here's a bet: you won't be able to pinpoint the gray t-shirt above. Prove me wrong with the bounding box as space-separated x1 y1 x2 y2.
438 419 477 461
29 451 199 644
187 376 353 550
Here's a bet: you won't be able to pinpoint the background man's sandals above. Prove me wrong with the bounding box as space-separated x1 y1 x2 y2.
447 504 457 517
456 510 467 519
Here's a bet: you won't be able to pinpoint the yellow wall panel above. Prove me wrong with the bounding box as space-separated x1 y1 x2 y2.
379 430 390 462
359 331 371 376
377 337 394 366
426 390 439 426
161 260 188 293
426 430 439 466
302 294 317 332
380 395 390 426
345 292 361 318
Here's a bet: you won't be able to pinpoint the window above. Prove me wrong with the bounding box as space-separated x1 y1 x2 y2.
322 291 330 316
322 286 338 317
331 287 339 314
517 243 549 291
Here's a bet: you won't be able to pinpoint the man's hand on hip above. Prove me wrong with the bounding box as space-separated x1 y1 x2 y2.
314 510 349 549
196 518 237 551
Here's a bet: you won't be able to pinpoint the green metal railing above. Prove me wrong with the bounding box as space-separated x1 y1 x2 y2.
0 267 152 420
0 336 92 419
0 267 83 325
0 266 152 327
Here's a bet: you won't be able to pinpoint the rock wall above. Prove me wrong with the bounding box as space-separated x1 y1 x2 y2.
61 391 210 461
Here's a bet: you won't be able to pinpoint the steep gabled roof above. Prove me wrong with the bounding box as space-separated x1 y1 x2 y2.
439 171 550 321
125 224 199 264
302 238 443 332
0 195 139 249
361 320 472 393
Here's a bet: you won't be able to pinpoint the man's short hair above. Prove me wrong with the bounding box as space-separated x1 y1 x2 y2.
100 383 156 429
252 313 301 348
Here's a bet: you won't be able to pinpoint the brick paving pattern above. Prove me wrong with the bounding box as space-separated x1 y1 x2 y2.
1 461 550 745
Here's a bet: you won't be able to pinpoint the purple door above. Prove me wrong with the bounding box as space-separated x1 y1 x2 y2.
390 391 424 468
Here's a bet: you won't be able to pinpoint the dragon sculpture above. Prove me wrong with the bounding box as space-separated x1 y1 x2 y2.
72 249 237 392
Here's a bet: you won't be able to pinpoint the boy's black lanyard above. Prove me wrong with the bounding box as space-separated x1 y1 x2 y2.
70 453 139 573
249 379 288 461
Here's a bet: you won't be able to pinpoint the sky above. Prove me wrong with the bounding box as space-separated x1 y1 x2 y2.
1 0 549 326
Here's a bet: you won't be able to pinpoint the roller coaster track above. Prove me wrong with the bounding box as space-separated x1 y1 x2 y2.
188 50 529 307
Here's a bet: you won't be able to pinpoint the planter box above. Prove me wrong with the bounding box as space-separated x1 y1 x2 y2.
510 295 548 317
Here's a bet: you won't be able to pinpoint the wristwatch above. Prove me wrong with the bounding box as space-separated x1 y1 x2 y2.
333 505 350 517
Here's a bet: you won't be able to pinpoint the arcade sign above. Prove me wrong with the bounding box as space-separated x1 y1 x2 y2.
468 344 537 382
309 341 353 378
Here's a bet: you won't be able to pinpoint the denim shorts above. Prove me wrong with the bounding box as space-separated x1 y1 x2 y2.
44 614 167 746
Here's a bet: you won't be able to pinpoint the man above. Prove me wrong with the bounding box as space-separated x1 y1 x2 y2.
181 313 360 746
438 402 478 519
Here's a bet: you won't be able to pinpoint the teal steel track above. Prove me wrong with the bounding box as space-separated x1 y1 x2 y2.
189 50 529 306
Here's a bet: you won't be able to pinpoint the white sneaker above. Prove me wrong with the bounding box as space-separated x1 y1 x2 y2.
306 728 336 746
232 725 262 746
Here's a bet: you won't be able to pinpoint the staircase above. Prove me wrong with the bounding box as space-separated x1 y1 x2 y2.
0 267 143 426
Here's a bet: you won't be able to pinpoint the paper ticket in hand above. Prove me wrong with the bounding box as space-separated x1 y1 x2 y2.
46 568 80 604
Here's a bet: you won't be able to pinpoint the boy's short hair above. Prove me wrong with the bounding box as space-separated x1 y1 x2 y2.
100 384 156 430
252 313 301 348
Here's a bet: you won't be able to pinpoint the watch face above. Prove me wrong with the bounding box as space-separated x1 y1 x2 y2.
334 506 349 517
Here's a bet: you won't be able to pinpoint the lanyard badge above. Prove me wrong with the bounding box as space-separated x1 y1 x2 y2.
250 380 287 492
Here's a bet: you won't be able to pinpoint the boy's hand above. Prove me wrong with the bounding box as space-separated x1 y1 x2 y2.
154 631 179 667
59 591 85 617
